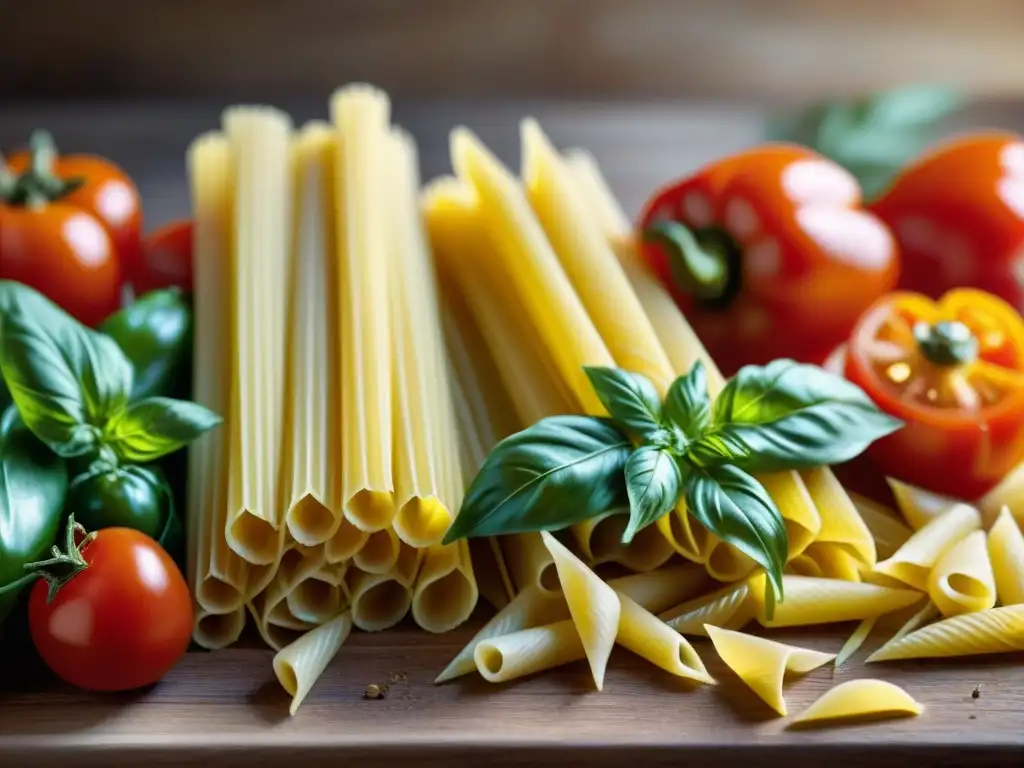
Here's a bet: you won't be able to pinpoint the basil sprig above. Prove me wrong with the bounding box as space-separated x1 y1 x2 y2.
444 359 903 606
0 281 221 465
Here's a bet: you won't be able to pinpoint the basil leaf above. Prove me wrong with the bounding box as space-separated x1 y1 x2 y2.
443 415 631 543
623 446 684 544
104 396 222 463
664 361 710 439
690 359 902 472
686 463 787 605
0 281 133 457
583 367 663 441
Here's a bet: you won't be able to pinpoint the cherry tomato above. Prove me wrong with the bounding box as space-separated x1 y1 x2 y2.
135 219 193 294
28 524 192 691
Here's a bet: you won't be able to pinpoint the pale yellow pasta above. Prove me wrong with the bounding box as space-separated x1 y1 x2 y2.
187 132 249 614
250 546 326 651
223 107 292 565
273 612 353 716
988 506 1024 605
412 541 479 634
503 533 560 596
275 544 325 591
802 467 876 567
888 477 958 531
867 604 1024 661
281 123 343 547
874 503 982 590
475 620 585 683
562 148 632 241
761 471 821 561
786 554 825 579
540 531 619 690
192 607 247 650
835 616 877 667
979 462 1024 528
662 580 753 636
574 511 675 572
799 543 863 582
435 585 570 684
348 543 423 631
353 527 401 575
655 506 710 564
608 563 710 614
927 530 996 617
850 493 913 561
325 518 369 564
269 599 316 632
791 680 922 726
616 592 715 684
704 540 758 583
469 537 514 611
287 571 347 626
705 625 834 716
331 84 395 532
882 600 939 644
749 574 921 628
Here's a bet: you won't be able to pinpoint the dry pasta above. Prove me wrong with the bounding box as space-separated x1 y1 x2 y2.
867 604 1024 661
927 530 996 617
874 503 982 590
412 541 479 634
749 574 922 628
988 506 1024 605
273 612 353 715
791 680 922 726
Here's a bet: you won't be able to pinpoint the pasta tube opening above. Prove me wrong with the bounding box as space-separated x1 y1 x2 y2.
353 527 401 574
197 576 244 614
288 575 346 625
288 495 339 549
193 608 246 650
347 490 397 533
326 518 370 563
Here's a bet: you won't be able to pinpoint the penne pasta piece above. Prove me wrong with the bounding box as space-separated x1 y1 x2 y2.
192 607 246 650
575 510 675 572
353 527 401 575
800 543 863 582
475 619 585 683
187 132 249 614
980 462 1024 528
662 580 753 636
281 123 343 547
786 554 825 579
435 585 570 684
888 477 958 531
928 530 996 617
655 505 709 564
867 604 1024 661
250 547 326 651
412 541 479 634
761 471 821 561
276 544 327 591
331 84 396 533
325 517 370 564
988 506 1024 605
851 493 913 561
348 542 423 631
223 106 292 566
881 600 940 645
790 680 922 726
802 467 876 567
835 616 877 667
562 148 632 240
874 503 982 590
540 531 620 690
705 540 758 583
469 537 514 611
608 563 711 615
288 571 347 626
616 592 715 684
749 574 922 628
269 599 317 631
705 625 834 716
274 612 353 716
503 533 560 596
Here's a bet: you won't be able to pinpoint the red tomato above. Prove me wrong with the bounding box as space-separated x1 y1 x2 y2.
135 219 193 294
28 526 192 692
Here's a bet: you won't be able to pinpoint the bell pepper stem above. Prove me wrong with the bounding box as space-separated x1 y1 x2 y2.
642 221 730 302
21 513 94 604
913 320 978 367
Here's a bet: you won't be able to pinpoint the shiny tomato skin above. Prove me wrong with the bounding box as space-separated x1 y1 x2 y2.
135 219 193 294
28 527 192 692
0 203 122 327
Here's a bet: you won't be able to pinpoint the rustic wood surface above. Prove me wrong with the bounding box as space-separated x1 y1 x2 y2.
2 100 1024 766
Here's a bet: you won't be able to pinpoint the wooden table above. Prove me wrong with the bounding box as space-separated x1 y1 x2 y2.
2 100 1024 766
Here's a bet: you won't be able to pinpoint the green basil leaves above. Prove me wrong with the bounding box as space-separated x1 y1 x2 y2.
105 397 222 464
446 356 903 605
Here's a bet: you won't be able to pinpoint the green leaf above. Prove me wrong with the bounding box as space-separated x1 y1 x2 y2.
0 281 133 457
664 361 711 439
686 464 787 605
583 367 663 441
443 415 631 543
623 446 684 544
104 396 222 463
689 359 903 472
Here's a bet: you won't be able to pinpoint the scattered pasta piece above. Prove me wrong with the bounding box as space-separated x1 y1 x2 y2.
802 467 876 567
662 579 753 636
761 471 821 560
749 574 921 627
616 592 715 684
850 493 913 561
867 604 1024 661
888 478 958 531
273 611 353 716
927 530 996 617
978 463 1024 527
705 625 834 716
608 563 711 615
791 679 922 726
988 506 1024 606
835 616 877 667
475 620 584 683
874 503 981 590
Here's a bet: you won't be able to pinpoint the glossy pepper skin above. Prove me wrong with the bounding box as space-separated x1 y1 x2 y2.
638 144 899 376
870 132 1024 309
844 289 1024 500
99 287 193 401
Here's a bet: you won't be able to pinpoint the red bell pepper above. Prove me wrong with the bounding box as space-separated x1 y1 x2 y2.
638 145 899 375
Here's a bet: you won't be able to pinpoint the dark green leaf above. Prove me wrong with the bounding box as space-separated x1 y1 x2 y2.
623 446 684 544
664 361 711 439
0 281 133 456
104 396 222 463
443 415 631 543
584 367 663 441
686 464 787 604
689 359 902 472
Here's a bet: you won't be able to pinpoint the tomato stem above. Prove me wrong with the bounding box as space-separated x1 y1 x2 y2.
0 130 84 208
913 320 978 367
22 513 94 604
642 221 739 305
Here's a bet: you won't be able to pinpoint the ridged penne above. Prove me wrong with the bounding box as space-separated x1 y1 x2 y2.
348 543 423 631
662 579 754 636
192 607 247 651
980 462 1024 528
325 518 370 564
540 531 619 690
749 574 922 628
888 477 958 531
288 570 348 626
867 604 1024 661
353 527 401 575
874 503 982 590
608 563 711 615
705 625 835 715
988 506 1024 605
331 84 395 533
475 619 584 683
835 616 877 667
617 592 715 684
223 106 292 565
850 493 912 561
412 541 479 634
250 576 303 652
273 612 353 715
928 530 996 617
802 467 875 567
791 680 922 726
